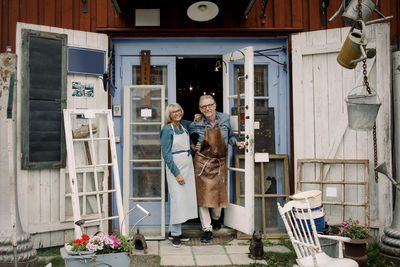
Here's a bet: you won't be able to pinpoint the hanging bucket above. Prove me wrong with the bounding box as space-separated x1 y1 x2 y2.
345 86 381 130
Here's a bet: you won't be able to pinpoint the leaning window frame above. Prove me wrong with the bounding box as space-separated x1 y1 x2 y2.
21 29 67 169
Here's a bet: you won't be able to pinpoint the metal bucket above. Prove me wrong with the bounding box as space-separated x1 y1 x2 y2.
346 90 381 130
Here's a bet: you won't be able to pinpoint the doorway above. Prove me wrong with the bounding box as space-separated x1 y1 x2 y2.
176 56 224 227
114 37 290 237
176 57 223 120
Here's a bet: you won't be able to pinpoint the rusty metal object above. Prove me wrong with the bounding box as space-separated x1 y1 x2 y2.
132 229 148 254
72 124 98 165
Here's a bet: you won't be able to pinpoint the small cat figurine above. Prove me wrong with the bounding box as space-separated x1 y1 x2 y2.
249 231 264 260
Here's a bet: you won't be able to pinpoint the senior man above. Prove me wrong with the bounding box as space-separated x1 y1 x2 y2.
189 95 245 243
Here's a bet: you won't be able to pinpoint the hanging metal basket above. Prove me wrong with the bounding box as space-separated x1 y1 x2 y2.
345 85 381 130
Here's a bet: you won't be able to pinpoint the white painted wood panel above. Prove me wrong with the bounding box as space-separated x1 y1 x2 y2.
292 23 392 233
15 22 108 248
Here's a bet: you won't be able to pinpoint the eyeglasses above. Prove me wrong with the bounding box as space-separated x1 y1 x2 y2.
199 103 215 110
171 109 182 114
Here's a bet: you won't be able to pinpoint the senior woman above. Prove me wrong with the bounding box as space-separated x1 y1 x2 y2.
160 103 198 247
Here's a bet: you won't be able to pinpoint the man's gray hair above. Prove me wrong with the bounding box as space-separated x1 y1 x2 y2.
199 95 215 106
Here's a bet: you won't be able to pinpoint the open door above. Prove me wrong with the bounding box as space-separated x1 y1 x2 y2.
222 46 254 235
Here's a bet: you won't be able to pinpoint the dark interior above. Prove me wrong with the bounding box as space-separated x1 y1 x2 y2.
176 57 223 121
176 57 224 225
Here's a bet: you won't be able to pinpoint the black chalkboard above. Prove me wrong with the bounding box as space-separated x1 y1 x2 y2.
21 30 67 169
68 47 105 76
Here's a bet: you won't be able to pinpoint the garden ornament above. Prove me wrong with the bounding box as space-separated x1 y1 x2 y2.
248 231 264 260
337 21 376 69
132 229 148 253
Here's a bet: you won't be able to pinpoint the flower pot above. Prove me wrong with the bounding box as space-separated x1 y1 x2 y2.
344 235 374 267
60 247 130 267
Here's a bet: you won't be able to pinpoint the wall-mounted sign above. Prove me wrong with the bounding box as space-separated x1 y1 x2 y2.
72 81 94 97
141 108 152 119
68 47 105 76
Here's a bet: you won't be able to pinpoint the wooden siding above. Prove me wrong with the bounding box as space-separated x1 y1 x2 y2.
291 23 392 233
13 22 109 248
1 0 399 51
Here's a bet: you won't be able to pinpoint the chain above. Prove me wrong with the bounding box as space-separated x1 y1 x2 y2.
358 0 379 182
358 0 363 25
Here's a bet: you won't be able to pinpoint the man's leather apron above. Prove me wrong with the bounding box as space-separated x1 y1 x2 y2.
194 119 228 208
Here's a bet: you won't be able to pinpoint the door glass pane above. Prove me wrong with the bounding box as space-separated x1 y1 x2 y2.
130 162 162 198
127 85 164 199
132 66 168 93
266 197 286 234
235 155 289 236
131 135 161 160
234 65 269 109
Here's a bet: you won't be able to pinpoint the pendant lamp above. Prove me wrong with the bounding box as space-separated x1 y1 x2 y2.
187 1 219 22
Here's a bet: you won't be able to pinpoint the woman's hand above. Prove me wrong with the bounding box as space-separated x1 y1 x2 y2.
195 142 201 151
176 174 185 185
236 141 245 149
194 114 202 122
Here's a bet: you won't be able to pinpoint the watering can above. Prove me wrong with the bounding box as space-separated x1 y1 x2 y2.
329 0 393 28
337 21 375 69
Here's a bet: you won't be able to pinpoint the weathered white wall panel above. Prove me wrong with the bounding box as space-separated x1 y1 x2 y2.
15 22 108 248
292 23 392 233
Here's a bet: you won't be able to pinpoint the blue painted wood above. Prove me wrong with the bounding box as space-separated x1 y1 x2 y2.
112 38 289 228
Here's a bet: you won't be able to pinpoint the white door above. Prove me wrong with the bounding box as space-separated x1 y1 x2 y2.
121 56 175 239
291 24 391 230
222 46 255 235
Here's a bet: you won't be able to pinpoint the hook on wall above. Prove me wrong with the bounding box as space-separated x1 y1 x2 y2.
254 51 287 70
215 60 227 72
229 50 246 62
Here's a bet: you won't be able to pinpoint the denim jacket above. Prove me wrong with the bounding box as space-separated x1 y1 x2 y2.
188 111 237 147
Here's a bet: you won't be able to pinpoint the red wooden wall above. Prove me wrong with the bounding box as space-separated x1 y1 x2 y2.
1 0 399 52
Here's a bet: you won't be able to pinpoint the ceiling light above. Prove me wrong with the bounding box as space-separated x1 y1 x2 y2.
187 1 219 22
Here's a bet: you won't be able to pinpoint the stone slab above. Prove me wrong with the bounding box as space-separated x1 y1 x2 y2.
264 245 291 253
195 254 231 266
161 255 195 266
229 254 258 265
225 245 250 254
192 245 226 255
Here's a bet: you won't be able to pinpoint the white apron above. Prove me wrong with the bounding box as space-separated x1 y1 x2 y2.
166 124 198 224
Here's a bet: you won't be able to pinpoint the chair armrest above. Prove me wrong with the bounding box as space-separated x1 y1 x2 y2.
317 234 351 243
292 240 319 251
317 234 350 258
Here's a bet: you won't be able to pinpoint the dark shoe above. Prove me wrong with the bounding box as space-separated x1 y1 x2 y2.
201 231 213 243
211 219 222 231
168 233 190 242
172 236 181 247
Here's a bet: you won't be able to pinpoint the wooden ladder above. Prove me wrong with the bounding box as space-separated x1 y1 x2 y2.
63 109 126 238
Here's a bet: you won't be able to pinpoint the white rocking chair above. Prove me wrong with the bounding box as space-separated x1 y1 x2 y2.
277 199 359 267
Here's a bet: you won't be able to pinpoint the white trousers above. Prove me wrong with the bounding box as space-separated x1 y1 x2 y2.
199 206 222 232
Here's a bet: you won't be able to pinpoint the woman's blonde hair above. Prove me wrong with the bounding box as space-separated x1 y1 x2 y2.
165 103 184 123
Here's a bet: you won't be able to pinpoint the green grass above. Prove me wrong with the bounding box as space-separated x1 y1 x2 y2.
366 241 397 267
37 246 62 256
262 238 297 267
237 240 250 246
36 246 64 267
37 256 64 267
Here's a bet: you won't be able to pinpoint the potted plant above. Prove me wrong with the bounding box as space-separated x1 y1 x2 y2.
60 233 132 267
339 218 373 267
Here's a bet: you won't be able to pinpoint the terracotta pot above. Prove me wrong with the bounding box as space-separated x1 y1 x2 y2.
344 235 374 267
